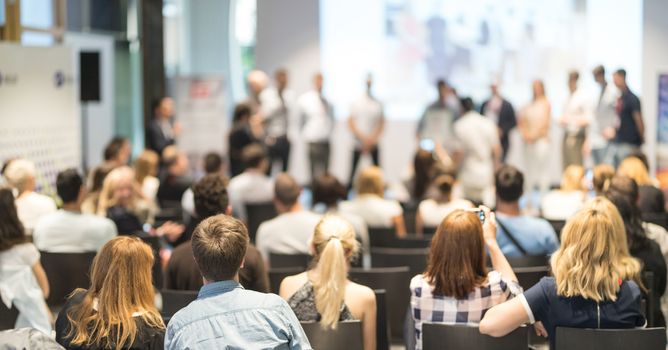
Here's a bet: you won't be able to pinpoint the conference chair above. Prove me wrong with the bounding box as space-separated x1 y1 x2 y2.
421 226 438 236
368 227 398 247
246 202 277 243
40 251 97 307
160 289 198 317
0 303 18 331
546 219 566 240
370 247 428 276
643 271 657 327
268 266 303 294
269 252 312 269
505 255 549 268
400 201 419 234
374 289 391 350
555 327 667 350
422 324 529 350
350 266 412 342
301 320 364 350
514 265 550 290
138 235 164 289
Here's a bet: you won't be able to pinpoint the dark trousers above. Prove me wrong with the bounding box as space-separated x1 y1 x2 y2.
349 146 379 187
267 135 290 174
308 142 330 182
500 134 510 163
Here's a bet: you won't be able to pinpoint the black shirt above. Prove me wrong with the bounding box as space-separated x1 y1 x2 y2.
615 90 643 145
55 290 165 350
631 239 667 327
639 185 666 214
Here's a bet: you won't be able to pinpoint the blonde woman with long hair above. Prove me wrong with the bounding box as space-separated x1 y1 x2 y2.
55 236 165 349
133 150 160 203
480 197 645 348
279 215 377 350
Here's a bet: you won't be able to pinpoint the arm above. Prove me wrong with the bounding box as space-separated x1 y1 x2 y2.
633 111 645 143
415 211 424 237
481 207 517 282
348 115 365 141
479 297 530 337
370 113 386 144
393 215 407 238
32 262 50 299
362 290 377 350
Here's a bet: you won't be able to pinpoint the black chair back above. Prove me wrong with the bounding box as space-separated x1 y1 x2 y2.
422 324 528 350
269 252 312 269
400 201 419 233
350 267 411 342
161 289 198 317
555 327 667 350
138 235 164 288
421 226 438 235
515 266 550 290
643 271 657 327
368 227 397 247
505 255 549 268
374 289 391 350
246 202 277 243
268 267 304 294
0 303 18 330
546 219 566 240
370 247 428 276
40 251 97 307
301 320 364 350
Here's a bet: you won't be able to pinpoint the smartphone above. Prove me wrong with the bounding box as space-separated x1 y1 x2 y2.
466 208 486 224
419 139 435 152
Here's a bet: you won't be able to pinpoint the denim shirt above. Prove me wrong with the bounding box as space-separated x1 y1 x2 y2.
165 280 312 350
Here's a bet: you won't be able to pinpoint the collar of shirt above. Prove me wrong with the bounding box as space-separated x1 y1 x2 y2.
198 280 243 299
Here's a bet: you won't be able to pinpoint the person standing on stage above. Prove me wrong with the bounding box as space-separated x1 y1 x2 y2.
481 82 516 163
518 80 551 212
147 97 182 156
348 75 385 188
559 71 592 169
416 80 458 162
588 65 619 165
611 69 644 167
260 68 294 174
298 73 335 183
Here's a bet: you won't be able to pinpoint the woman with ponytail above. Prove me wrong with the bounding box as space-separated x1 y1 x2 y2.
280 215 376 350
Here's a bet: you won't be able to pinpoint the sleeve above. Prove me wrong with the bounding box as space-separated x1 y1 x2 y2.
20 243 40 266
632 95 642 113
148 329 166 350
279 300 313 350
521 277 552 324
389 200 404 217
164 323 179 350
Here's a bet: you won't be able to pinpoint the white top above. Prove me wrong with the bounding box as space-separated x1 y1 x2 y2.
339 194 403 228
15 192 57 236
181 188 195 217
255 211 322 261
418 198 474 227
260 87 296 138
33 210 117 253
228 170 275 221
590 83 620 149
141 176 160 203
561 88 593 134
454 111 500 190
419 104 456 151
0 243 39 268
349 93 384 148
298 90 334 143
540 190 585 220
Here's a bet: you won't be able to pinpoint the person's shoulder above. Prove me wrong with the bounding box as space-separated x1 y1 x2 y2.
410 273 427 290
12 242 39 257
32 193 56 209
620 279 643 299
348 280 376 302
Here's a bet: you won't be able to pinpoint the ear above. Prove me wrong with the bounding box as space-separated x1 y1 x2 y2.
240 257 246 269
225 205 232 216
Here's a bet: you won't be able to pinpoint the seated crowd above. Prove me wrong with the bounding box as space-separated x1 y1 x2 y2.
1 135 668 349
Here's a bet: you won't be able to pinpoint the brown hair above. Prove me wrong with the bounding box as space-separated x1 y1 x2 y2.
618 157 652 186
0 187 27 251
192 214 249 282
274 173 301 207
425 210 487 298
133 150 159 185
593 164 615 194
66 236 164 349
561 165 585 191
355 166 385 197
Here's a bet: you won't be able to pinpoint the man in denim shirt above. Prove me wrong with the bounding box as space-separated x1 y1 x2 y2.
165 214 312 349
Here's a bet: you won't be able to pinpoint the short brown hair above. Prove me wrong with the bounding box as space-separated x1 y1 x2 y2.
193 174 229 219
274 173 301 207
425 209 487 298
242 144 267 169
355 166 384 197
191 215 249 282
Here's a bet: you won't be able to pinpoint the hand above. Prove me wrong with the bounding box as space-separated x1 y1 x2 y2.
480 206 498 247
173 122 183 137
602 127 616 140
534 321 548 338
157 221 185 242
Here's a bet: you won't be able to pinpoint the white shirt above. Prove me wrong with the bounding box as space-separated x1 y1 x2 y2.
33 210 117 253
418 103 456 151
15 192 57 236
561 88 593 134
418 198 474 227
298 90 334 143
349 93 384 148
141 176 160 203
260 87 295 138
228 170 275 221
454 111 500 190
339 194 403 228
590 83 620 149
255 211 322 261
540 190 585 220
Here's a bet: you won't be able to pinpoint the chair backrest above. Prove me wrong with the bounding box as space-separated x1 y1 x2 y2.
546 219 566 240
422 324 528 350
160 289 199 317
40 251 97 307
0 303 18 330
301 320 364 350
374 289 391 350
368 227 398 247
370 247 428 276
400 201 419 234
643 271 657 327
514 266 550 290
505 255 549 268
246 202 277 243
269 252 312 269
138 235 164 288
350 266 412 342
555 327 667 350
268 267 304 294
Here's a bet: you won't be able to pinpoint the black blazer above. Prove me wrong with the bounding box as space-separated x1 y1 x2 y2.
480 98 517 138
146 119 175 155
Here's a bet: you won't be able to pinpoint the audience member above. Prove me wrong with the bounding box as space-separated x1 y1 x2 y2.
558 71 591 168
589 65 619 165
181 152 225 218
611 69 644 167
299 72 335 182
164 215 311 349
165 174 269 292
0 158 16 187
256 173 321 264
494 165 559 257
340 166 406 236
156 149 192 210
481 82 517 162
416 174 473 233
592 163 615 195
280 215 376 350
33 169 117 253
406 149 439 201
480 197 645 349
260 68 294 174
618 156 665 213
540 165 586 220
228 144 274 221
0 188 51 333
134 150 160 203
55 236 165 349
147 96 181 155
411 207 520 350
81 163 115 215
228 103 260 176
97 166 153 234
103 136 132 168
3 159 56 235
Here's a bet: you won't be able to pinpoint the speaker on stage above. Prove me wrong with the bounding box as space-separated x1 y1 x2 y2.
79 51 101 102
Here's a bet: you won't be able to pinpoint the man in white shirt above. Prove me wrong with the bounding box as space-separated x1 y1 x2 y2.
348 75 385 188
33 169 117 252
260 68 295 174
298 73 335 183
228 144 274 222
559 71 592 169
589 65 619 166
3 159 56 235
453 97 501 205
256 173 321 266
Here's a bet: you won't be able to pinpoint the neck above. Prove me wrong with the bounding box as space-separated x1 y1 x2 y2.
436 194 451 203
62 202 81 212
496 200 520 216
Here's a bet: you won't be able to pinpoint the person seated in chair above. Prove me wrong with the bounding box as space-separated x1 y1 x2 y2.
228 144 274 222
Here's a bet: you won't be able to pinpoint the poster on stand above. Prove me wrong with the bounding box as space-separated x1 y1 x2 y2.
656 74 668 189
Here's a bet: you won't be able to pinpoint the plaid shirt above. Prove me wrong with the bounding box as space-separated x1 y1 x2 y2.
410 271 522 349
